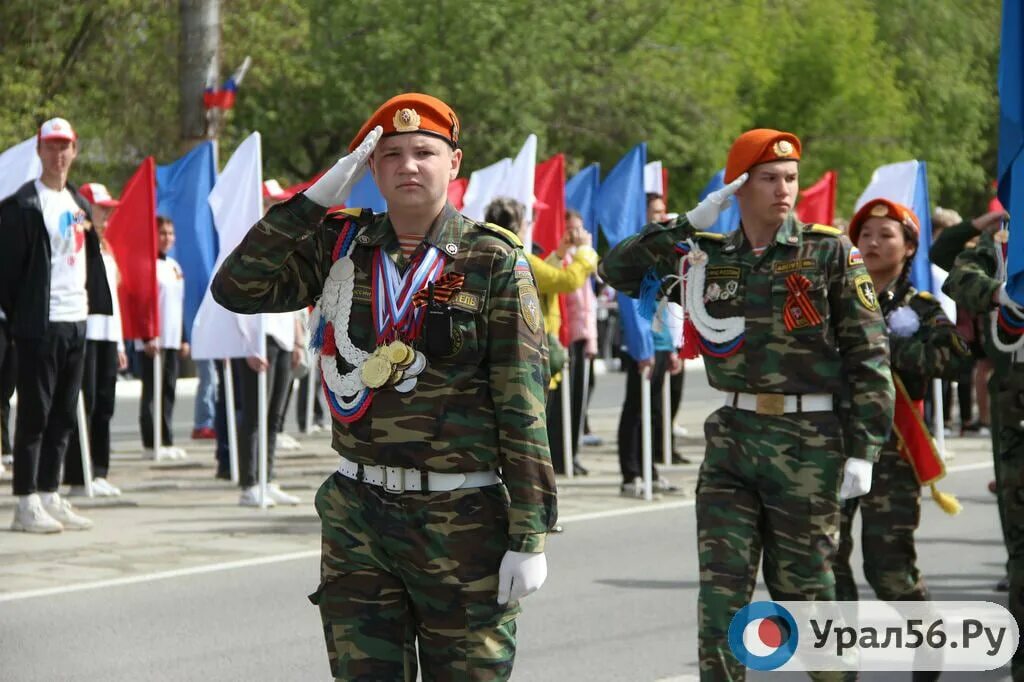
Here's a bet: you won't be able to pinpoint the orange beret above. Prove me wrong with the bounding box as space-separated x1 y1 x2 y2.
348 93 460 152
724 128 801 183
848 198 921 245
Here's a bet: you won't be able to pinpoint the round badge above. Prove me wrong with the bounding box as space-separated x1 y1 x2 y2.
445 243 458 256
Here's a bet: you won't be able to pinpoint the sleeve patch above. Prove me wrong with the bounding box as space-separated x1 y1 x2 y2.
518 283 542 332
848 247 863 267
855 274 879 311
514 255 534 280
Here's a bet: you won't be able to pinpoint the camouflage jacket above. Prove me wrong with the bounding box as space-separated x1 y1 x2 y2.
211 195 557 552
879 279 971 400
598 213 894 462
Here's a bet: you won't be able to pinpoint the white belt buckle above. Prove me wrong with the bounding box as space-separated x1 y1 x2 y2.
383 466 405 493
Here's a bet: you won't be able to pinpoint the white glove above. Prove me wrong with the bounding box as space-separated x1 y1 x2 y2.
997 284 1024 319
685 173 748 230
303 126 383 208
839 458 873 500
497 550 547 605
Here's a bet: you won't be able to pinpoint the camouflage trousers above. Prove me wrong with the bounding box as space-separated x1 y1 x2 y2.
834 443 929 602
697 406 851 682
992 369 1024 681
309 472 520 681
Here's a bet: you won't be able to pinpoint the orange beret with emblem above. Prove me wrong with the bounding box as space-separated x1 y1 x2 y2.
724 128 802 183
348 93 460 152
848 198 920 245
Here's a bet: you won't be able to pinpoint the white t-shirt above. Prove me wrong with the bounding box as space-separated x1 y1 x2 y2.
136 256 185 350
86 251 124 348
36 180 88 322
263 312 295 353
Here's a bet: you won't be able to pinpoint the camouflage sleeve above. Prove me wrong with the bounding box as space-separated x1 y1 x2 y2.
598 217 694 297
929 221 980 272
942 234 1001 315
210 194 330 314
830 236 895 463
487 247 557 553
889 295 972 380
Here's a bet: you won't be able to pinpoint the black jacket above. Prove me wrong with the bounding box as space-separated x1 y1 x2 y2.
0 179 112 339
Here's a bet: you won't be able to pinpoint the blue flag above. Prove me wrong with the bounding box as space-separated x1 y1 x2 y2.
999 0 1024 302
909 163 935 293
156 142 218 341
348 173 387 213
566 163 601 242
697 169 741 234
596 144 653 361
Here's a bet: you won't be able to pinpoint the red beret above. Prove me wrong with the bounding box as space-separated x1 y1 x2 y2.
848 198 921 245
724 129 801 183
349 93 460 152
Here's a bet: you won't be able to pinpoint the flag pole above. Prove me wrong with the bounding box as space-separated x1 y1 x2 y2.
257 368 269 508
77 392 93 497
223 359 239 483
641 370 653 501
933 378 948 460
661 374 671 467
304 360 316 434
154 349 163 459
561 366 573 480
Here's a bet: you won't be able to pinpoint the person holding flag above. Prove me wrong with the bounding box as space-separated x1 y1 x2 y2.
599 128 894 680
833 200 970 628
210 93 555 680
0 117 112 532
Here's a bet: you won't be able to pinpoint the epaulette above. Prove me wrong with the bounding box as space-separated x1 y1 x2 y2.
694 231 725 241
804 223 842 236
326 207 371 223
480 222 524 248
916 290 936 301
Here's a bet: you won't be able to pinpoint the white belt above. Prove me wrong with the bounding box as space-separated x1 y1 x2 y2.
336 455 500 493
723 391 833 416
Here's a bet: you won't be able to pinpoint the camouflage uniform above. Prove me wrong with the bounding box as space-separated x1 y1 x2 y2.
211 195 557 681
834 279 971 603
941 232 1024 680
600 213 894 681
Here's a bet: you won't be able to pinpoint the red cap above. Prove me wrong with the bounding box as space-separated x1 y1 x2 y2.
724 128 801 183
79 183 120 207
38 117 77 142
349 93 460 152
848 198 920 245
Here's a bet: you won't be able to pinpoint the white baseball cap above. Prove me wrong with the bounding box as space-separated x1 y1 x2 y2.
79 183 120 208
38 117 77 142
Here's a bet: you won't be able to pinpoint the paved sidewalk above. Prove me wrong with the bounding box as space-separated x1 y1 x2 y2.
0 379 995 598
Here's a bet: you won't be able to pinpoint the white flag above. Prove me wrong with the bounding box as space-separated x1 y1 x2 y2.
192 132 266 360
460 134 538 248
0 137 42 202
644 161 664 196
855 160 918 211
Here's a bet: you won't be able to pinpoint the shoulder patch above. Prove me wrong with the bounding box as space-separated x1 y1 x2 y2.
480 222 524 248
694 231 725 241
854 273 879 311
805 224 842 236
848 246 863 267
514 255 534 280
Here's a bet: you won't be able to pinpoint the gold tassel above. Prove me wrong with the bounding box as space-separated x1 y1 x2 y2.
930 484 962 515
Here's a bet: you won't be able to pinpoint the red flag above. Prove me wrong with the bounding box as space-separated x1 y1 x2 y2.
662 167 670 206
795 170 837 225
106 157 158 340
532 154 566 257
448 178 468 210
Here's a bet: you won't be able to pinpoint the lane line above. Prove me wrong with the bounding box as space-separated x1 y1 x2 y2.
0 458 993 603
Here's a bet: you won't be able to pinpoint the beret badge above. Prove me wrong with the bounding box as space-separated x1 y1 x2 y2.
772 140 795 157
393 108 422 132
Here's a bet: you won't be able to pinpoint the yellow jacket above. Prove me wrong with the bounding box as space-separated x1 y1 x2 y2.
527 246 598 386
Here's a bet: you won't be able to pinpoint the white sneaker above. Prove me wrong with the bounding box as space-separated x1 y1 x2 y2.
673 425 689 438
93 478 121 496
0 459 5 477
276 433 301 451
160 446 188 460
239 485 276 507
11 494 63 533
267 482 300 505
143 447 166 461
580 434 604 447
41 492 93 530
620 477 645 499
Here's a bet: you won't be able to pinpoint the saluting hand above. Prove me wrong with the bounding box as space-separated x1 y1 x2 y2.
303 125 384 208
685 172 748 230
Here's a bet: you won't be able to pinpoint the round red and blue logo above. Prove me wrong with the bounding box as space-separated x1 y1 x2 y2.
728 601 799 670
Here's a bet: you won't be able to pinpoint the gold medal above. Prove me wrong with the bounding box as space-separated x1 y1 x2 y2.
390 368 404 385
387 340 413 366
360 355 393 389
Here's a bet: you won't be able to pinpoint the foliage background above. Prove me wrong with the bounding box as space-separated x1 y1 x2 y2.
0 0 1002 218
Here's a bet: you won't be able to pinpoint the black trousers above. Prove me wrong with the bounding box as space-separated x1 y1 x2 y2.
12 321 87 496
616 351 670 483
65 340 119 483
669 361 684 422
295 365 326 431
568 340 596 458
140 348 180 448
234 337 294 488
0 320 16 454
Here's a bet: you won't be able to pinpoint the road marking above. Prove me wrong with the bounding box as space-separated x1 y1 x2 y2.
0 457 993 603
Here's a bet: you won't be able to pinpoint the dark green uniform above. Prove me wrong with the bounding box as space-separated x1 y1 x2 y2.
941 232 1024 681
834 280 970 602
211 195 557 681
600 213 894 681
